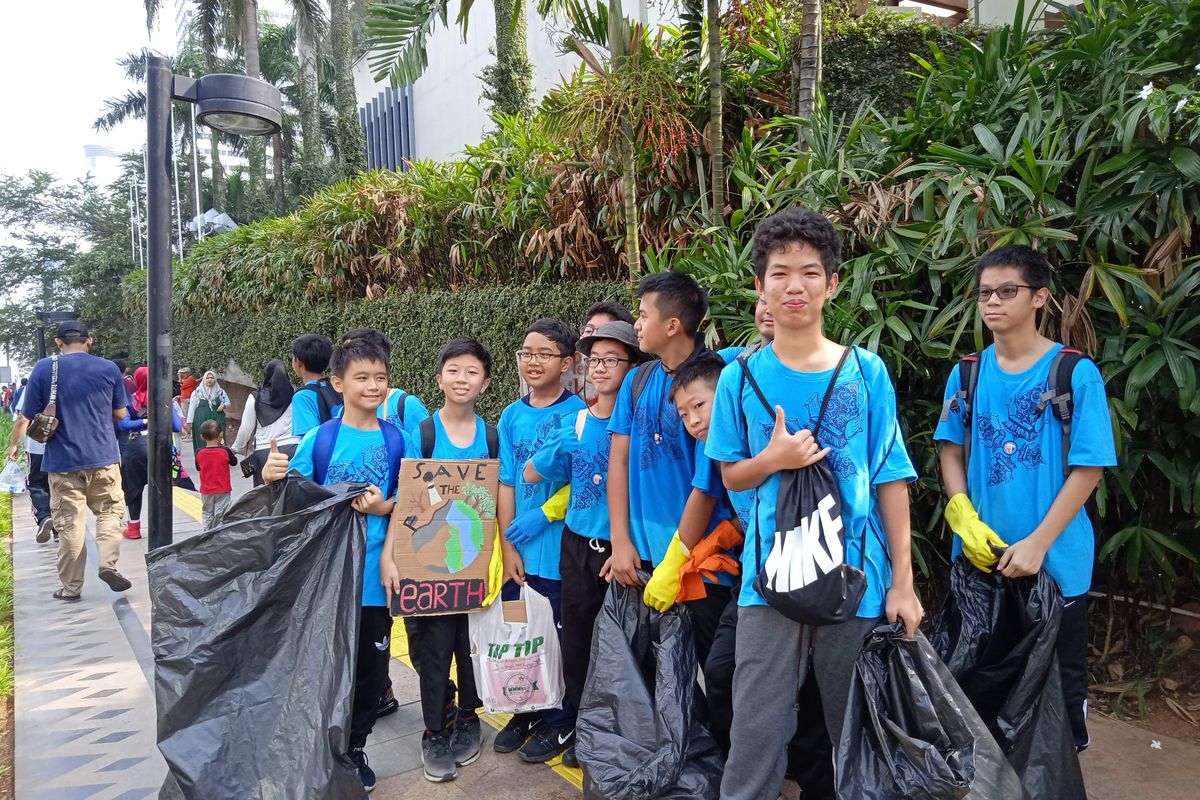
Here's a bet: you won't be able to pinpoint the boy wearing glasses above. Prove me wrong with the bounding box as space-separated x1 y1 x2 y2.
935 244 1116 752
495 318 587 761
522 320 644 767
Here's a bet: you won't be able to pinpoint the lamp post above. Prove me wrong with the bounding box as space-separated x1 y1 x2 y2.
145 56 281 550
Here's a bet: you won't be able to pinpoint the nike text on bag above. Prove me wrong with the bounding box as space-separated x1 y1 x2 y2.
469 585 564 714
27 355 60 444
738 348 866 626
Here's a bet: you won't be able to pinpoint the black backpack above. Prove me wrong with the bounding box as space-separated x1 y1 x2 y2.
296 380 343 424
940 347 1089 477
737 347 867 626
417 417 499 459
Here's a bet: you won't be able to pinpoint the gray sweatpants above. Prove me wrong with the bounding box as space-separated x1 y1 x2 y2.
719 604 881 800
201 492 232 531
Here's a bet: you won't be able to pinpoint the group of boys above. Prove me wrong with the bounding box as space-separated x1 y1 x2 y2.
260 207 1115 797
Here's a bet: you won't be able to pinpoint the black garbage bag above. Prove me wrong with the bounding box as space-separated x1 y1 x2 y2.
929 558 1086 800
150 475 368 800
836 622 1026 800
577 578 723 800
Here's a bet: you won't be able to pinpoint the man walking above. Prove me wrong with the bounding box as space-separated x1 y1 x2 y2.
21 320 132 601
7 388 56 543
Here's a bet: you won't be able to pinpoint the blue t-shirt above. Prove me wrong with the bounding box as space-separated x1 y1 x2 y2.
379 388 430 440
705 345 917 613
24 353 127 473
499 391 587 581
533 409 615 541
425 412 493 460
933 344 1116 596
290 421 408 608
291 379 343 437
717 346 757 531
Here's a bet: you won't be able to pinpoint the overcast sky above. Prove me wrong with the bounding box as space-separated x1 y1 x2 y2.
0 1 168 183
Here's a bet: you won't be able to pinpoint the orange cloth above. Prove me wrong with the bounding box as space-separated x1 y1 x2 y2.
179 375 199 401
676 520 744 602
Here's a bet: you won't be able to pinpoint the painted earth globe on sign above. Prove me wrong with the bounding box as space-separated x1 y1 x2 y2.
410 499 487 574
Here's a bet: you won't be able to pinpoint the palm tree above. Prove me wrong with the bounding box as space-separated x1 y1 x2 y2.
331 0 367 175
794 0 821 119
706 0 724 224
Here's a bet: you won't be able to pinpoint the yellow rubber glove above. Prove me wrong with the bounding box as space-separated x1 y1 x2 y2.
945 493 1008 572
643 533 691 612
541 485 570 523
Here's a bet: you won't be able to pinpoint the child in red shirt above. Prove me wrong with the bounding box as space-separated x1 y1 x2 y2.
196 419 237 530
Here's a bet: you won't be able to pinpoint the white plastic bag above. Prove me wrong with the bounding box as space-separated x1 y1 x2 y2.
1 460 26 494
469 586 564 714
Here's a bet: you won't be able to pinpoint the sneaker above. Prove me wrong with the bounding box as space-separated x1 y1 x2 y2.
493 713 541 754
123 521 142 540
450 714 481 767
519 724 575 764
377 686 399 718
349 748 376 792
421 730 458 782
561 744 578 768
97 568 132 592
36 518 53 544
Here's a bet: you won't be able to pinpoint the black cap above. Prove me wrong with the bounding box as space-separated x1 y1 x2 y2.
55 320 89 339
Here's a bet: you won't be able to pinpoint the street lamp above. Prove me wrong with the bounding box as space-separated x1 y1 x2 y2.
145 56 281 550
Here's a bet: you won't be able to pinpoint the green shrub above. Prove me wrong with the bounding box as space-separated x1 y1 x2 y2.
161 281 630 422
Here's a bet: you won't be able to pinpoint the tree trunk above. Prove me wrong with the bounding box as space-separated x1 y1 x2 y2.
203 47 226 212
794 0 822 120
608 1 640 279
296 21 324 195
330 0 366 176
489 0 533 116
707 0 724 224
272 133 286 214
241 0 269 217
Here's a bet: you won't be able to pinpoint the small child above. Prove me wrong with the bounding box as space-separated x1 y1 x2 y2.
195 419 237 530
381 337 498 783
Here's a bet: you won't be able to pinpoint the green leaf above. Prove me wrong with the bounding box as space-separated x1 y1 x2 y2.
972 124 1005 162
1170 147 1200 183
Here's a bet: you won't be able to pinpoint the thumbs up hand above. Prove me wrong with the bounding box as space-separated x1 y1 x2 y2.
261 438 290 483
764 405 830 471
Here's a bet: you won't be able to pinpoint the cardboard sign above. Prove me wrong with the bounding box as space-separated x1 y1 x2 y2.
388 458 499 616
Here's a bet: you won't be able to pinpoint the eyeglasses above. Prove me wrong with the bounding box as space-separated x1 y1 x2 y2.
583 355 630 370
515 351 566 364
975 284 1034 302
580 324 597 337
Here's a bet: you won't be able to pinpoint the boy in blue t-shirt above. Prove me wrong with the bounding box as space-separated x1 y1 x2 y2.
495 318 587 761
262 330 405 793
934 245 1116 751
522 320 643 768
380 338 496 783
336 329 431 444
289 332 343 437
705 208 922 800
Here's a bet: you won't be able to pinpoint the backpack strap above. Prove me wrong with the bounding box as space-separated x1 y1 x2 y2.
574 409 589 439
312 418 342 485
418 416 437 459
810 348 852 443
377 421 406 497
939 354 981 470
485 424 500 460
1037 348 1087 476
630 360 661 410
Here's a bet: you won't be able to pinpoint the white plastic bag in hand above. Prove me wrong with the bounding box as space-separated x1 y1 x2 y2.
469 586 564 714
0 460 27 494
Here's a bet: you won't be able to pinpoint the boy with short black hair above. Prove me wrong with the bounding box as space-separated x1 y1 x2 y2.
380 337 496 783
705 208 922 800
935 244 1116 752
195 419 237 530
580 300 635 335
495 318 587 762
290 333 342 436
262 330 407 792
339 328 431 441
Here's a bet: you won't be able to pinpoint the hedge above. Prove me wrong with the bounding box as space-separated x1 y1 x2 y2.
166 280 631 422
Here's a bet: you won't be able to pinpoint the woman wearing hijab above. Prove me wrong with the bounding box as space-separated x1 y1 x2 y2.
232 360 298 485
118 366 183 539
186 370 231 468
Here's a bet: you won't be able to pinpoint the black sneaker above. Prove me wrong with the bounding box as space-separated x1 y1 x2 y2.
493 712 541 754
377 686 399 718
519 724 575 763
98 568 131 592
422 730 458 782
561 744 579 768
36 518 53 544
450 714 481 767
349 748 376 793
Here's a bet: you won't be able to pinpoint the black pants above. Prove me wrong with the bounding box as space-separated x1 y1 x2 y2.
560 529 612 712
350 606 394 751
120 435 148 522
1058 593 1090 750
404 613 481 733
26 452 51 525
683 584 730 678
